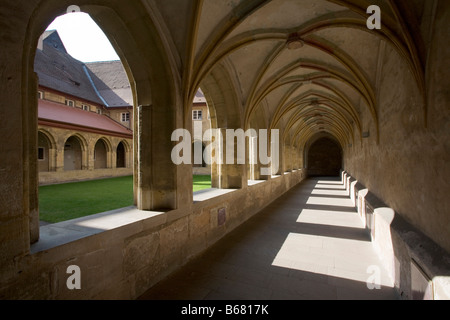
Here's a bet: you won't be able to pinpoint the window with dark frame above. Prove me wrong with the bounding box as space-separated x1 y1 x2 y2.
193 110 203 120
121 112 130 122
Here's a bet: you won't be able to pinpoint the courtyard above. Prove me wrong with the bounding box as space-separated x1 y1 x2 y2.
39 175 212 224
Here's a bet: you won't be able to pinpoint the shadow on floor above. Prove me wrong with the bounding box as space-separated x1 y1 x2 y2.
138 177 398 300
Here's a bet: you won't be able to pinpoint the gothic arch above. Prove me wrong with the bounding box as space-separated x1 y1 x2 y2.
22 1 182 244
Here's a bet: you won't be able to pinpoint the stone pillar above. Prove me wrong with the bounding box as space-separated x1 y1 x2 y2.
111 149 117 169
0 33 37 257
55 140 65 172
49 147 57 172
136 104 178 211
88 143 95 171
287 145 294 171
211 128 245 189
247 136 258 180
136 105 153 210
27 75 39 244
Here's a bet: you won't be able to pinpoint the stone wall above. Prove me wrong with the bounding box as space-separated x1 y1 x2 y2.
38 125 133 185
39 168 132 185
343 171 450 300
0 170 305 299
343 1 450 254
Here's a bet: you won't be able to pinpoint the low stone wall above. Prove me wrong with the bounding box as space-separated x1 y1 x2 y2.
192 167 211 176
342 171 450 300
1 170 305 299
39 168 133 185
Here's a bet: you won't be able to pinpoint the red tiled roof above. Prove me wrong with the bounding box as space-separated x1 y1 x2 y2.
38 99 133 138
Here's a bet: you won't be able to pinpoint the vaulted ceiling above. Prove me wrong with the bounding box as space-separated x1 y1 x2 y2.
145 0 427 150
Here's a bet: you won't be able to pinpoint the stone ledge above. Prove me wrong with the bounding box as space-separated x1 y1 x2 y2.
342 171 450 300
192 188 237 202
31 207 165 253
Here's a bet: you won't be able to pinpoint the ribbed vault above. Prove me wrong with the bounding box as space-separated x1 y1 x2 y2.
148 0 427 165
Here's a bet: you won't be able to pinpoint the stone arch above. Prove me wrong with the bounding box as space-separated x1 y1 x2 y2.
37 129 57 172
94 138 111 169
63 135 84 171
22 1 181 247
116 140 129 169
199 65 245 189
305 135 343 177
200 63 242 130
37 132 50 172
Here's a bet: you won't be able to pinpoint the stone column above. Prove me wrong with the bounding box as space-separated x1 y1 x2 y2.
211 128 245 189
56 140 65 172
136 104 178 211
111 149 117 169
275 142 285 175
88 143 95 171
247 136 258 180
49 147 57 172
27 75 39 244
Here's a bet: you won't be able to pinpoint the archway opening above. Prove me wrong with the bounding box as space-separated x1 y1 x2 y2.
94 139 107 169
38 132 51 172
307 137 342 177
64 136 83 171
116 142 126 168
36 11 137 226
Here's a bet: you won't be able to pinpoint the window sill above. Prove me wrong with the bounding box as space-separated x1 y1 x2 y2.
247 180 265 186
31 206 165 254
193 188 237 202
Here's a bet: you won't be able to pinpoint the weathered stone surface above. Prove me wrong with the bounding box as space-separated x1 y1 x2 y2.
0 0 449 300
123 232 160 276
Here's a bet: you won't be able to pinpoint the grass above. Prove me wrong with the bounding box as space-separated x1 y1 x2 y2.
39 175 212 223
192 174 213 192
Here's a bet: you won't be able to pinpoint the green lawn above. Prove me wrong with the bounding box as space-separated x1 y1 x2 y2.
192 174 213 192
39 175 211 223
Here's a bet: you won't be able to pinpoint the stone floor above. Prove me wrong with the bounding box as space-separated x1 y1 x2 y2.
139 177 399 300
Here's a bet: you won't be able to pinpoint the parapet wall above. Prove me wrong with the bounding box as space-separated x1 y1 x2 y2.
0 170 305 299
39 168 133 185
342 171 450 300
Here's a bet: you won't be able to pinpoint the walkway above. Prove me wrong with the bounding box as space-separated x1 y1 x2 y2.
139 177 398 300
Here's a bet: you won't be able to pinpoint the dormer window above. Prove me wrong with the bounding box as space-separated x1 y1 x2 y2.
65 99 74 107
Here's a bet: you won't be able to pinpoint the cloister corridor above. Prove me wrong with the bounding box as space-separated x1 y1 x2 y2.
2 0 449 301
139 177 398 300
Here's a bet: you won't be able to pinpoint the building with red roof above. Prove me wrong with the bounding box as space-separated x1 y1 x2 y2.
35 30 209 184
35 30 134 184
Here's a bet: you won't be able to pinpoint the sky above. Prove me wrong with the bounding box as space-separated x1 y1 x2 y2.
46 12 120 63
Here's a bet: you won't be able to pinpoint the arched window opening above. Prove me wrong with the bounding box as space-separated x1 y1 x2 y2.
192 88 212 193
36 12 135 226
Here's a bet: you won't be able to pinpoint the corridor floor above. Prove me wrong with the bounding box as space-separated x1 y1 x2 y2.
139 177 398 300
